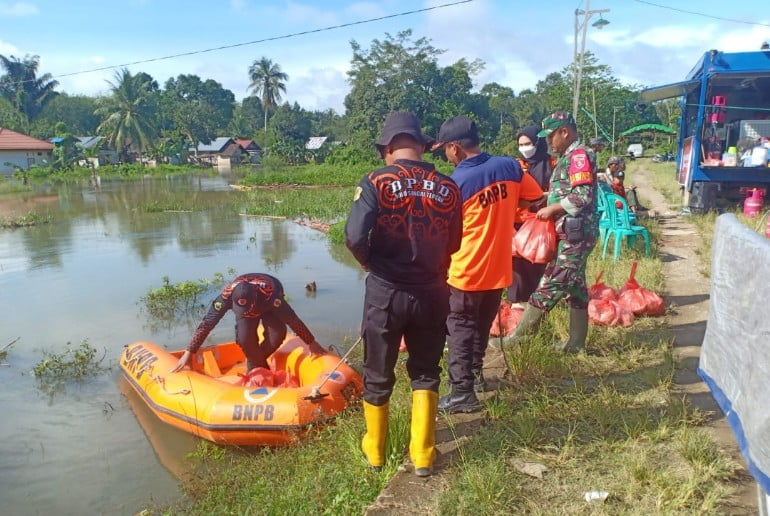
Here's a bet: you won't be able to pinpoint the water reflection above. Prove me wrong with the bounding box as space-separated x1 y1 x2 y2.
0 175 365 515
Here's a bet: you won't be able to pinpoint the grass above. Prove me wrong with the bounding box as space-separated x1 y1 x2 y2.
1 211 52 228
240 186 354 221
138 200 201 213
0 337 18 363
140 270 233 320
0 180 31 194
137 160 743 514
167 342 412 515
237 162 370 187
24 163 216 182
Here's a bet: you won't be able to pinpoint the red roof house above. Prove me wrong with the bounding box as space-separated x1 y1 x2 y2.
0 127 54 174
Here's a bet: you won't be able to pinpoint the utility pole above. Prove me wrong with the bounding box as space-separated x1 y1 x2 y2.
573 0 610 116
612 106 623 154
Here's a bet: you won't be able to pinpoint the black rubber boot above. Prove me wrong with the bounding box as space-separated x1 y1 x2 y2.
438 390 482 414
556 308 589 354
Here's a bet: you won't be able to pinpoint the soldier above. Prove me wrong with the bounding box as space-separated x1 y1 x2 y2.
508 111 599 354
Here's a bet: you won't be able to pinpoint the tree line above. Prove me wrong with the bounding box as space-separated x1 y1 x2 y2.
0 30 674 167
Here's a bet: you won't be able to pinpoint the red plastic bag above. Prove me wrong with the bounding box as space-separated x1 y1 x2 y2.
588 271 616 300
490 302 524 337
588 298 635 327
616 262 665 317
238 367 300 388
512 218 557 264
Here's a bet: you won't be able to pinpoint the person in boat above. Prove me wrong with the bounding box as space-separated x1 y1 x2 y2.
170 273 327 373
344 111 462 477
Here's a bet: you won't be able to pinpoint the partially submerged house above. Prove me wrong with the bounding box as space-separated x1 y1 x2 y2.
76 136 119 167
0 128 53 175
190 137 245 166
235 139 261 163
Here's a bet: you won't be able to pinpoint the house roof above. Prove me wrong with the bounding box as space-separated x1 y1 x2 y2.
235 139 261 151
76 136 103 149
305 136 328 150
0 128 54 151
192 137 233 153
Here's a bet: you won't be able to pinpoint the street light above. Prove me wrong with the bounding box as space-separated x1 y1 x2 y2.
573 1 610 116
612 106 623 154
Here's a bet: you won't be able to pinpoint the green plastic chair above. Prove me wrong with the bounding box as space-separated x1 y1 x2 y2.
601 193 651 261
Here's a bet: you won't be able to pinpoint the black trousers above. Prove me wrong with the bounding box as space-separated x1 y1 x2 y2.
361 274 449 406
446 286 503 392
236 313 286 371
508 257 547 303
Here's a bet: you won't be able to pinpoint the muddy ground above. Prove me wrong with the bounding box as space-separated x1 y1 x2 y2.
364 164 759 515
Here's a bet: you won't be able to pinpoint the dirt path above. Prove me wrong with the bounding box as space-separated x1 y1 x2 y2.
364 164 758 514
631 164 757 514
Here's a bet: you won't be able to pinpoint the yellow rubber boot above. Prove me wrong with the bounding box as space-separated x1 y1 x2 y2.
409 390 438 477
361 401 389 470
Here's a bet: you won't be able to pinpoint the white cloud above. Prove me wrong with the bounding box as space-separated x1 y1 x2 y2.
284 2 339 27
0 39 20 55
346 2 386 19
287 67 349 113
0 2 37 16
88 56 106 65
230 0 247 12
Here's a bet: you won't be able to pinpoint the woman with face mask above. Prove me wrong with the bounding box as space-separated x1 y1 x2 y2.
508 125 556 308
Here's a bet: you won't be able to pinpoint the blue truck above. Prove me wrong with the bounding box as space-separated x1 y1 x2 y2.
640 49 770 212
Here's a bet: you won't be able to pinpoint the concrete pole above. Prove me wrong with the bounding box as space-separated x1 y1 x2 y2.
573 0 590 117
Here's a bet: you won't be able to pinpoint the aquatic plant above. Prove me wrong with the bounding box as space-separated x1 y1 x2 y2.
140 269 234 319
32 339 107 381
1 211 51 228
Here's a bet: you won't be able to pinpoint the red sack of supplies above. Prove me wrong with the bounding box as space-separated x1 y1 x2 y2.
490 302 524 336
238 367 299 388
512 217 557 264
616 262 665 317
588 271 616 300
588 298 635 327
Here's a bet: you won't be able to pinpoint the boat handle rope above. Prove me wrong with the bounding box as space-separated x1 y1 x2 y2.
304 336 362 402
143 363 191 395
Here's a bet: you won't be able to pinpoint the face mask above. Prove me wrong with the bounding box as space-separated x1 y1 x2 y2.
519 144 536 159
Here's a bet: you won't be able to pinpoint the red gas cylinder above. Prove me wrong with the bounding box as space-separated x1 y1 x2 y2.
743 188 764 218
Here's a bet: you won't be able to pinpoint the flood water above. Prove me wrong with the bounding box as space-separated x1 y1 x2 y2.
0 175 365 515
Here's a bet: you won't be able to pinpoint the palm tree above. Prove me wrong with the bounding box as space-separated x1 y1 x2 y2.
0 54 59 120
95 69 159 159
247 57 288 132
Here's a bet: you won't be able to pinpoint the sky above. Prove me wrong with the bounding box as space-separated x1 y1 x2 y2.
1 0 769 114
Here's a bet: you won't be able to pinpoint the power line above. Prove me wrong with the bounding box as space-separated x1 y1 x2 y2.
633 0 770 28
26 0 474 84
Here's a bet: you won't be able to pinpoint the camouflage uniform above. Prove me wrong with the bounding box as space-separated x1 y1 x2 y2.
529 140 599 311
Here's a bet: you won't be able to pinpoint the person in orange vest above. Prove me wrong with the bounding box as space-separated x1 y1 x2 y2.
433 116 543 413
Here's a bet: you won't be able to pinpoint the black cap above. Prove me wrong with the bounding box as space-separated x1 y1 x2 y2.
614 170 625 179
230 282 255 316
590 137 608 146
375 111 432 148
436 116 479 146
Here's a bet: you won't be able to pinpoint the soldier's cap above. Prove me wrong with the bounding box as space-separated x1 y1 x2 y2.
375 111 433 148
231 282 255 316
590 137 608 146
433 116 480 149
608 156 623 165
537 111 576 137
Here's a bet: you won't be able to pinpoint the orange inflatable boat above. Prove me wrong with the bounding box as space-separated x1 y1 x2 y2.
119 337 363 446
